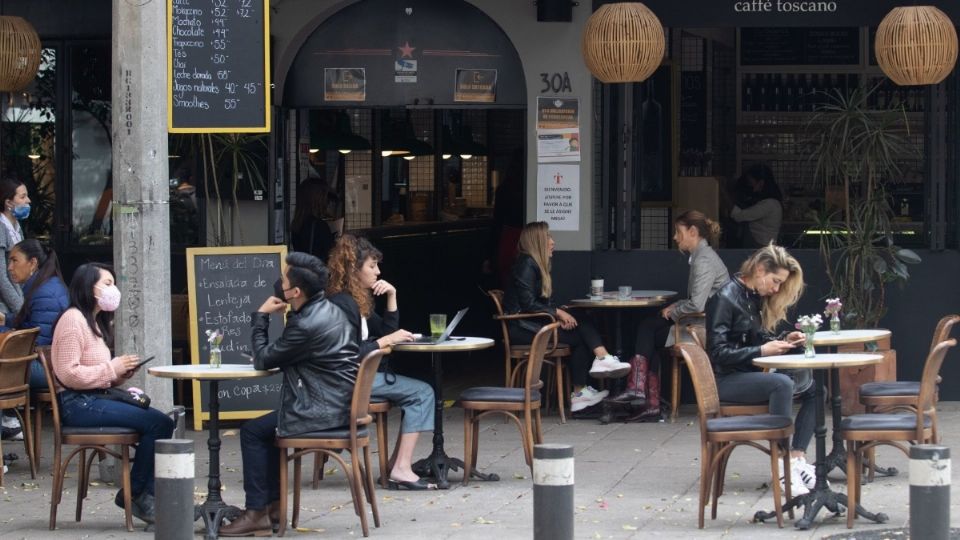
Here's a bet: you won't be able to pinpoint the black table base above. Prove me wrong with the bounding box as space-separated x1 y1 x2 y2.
196 379 241 539
822 344 899 482
413 351 499 489
754 367 888 529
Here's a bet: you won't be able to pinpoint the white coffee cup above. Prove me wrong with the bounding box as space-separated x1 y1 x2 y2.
590 278 604 299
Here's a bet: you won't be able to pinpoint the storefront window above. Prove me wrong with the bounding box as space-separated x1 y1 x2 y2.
0 47 57 241
69 43 112 246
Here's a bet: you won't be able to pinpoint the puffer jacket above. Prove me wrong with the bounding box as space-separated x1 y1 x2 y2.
704 276 775 375
502 253 557 333
251 292 359 437
2 274 69 345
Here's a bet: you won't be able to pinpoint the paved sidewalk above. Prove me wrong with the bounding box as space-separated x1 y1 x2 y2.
2 403 959 539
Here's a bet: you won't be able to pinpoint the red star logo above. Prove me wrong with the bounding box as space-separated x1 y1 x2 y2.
398 41 416 58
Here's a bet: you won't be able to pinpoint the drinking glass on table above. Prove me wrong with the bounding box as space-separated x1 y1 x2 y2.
618 286 632 300
430 313 447 338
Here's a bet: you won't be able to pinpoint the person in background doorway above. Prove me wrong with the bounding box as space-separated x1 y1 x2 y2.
290 176 339 262
610 211 729 421
1 239 69 389
326 234 437 490
484 150 524 288
729 163 783 247
503 221 630 413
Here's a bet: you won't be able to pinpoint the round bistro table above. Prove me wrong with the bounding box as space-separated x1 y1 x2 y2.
751 353 886 530
392 337 494 489
149 364 271 540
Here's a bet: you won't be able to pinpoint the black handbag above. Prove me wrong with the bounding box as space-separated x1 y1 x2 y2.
98 387 151 409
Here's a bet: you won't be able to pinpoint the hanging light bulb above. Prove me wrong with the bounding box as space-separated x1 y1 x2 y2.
309 148 319 154
442 154 452 160
27 153 40 160
403 155 416 161
338 149 351 155
459 154 473 160
381 150 393 157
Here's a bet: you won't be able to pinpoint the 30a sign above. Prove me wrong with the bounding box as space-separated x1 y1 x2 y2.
540 72 572 93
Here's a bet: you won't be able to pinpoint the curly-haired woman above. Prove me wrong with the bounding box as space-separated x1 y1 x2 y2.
326 234 436 490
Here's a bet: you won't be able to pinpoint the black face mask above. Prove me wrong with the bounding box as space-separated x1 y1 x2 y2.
273 278 289 302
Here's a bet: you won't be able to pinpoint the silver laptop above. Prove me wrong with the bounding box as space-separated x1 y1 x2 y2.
411 308 469 344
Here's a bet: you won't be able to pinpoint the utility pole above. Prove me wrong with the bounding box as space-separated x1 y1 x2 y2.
111 0 172 412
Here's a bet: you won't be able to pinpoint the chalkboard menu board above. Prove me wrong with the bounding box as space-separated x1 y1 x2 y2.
740 28 860 66
187 246 286 429
167 0 271 133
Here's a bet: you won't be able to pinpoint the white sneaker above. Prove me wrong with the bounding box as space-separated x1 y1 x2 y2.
2 464 6 474
570 386 609 412
799 459 824 489
1 415 20 429
589 355 631 379
779 457 812 496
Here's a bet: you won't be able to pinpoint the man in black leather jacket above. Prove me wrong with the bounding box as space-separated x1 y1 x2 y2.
221 252 359 536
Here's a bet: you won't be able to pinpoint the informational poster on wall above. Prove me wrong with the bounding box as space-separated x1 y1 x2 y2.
454 69 497 102
536 97 580 163
324 68 366 102
536 163 579 231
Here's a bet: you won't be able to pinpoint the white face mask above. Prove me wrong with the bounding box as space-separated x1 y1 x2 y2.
95 284 121 311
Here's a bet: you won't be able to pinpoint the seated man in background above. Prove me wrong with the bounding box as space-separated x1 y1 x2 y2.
220 252 360 537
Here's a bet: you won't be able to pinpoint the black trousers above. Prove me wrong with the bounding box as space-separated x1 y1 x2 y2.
633 314 673 364
239 411 280 510
509 320 603 386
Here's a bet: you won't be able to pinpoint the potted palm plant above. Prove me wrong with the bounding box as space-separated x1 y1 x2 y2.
805 84 922 413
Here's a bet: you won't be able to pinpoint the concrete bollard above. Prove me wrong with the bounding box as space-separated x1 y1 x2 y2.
910 444 950 540
533 444 574 540
155 439 195 540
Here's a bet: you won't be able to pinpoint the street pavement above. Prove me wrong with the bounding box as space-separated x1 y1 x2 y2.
2 402 959 539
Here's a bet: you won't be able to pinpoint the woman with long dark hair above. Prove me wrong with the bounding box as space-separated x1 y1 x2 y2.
290 176 338 262
1 239 69 388
326 234 436 490
730 163 783 247
51 263 174 523
503 221 629 413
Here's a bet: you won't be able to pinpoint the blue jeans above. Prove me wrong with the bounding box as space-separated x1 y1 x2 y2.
57 390 175 496
371 372 434 433
239 412 280 510
29 359 47 389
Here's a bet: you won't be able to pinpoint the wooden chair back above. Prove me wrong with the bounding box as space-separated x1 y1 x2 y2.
524 322 559 403
350 350 384 436
929 315 960 354
0 328 39 392
687 324 707 351
37 348 63 447
677 343 721 433
916 338 957 437
486 289 513 351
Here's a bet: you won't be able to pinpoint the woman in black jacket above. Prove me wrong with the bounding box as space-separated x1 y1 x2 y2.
705 244 818 494
326 234 436 490
503 221 628 413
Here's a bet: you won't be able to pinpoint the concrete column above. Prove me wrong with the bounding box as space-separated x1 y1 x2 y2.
111 0 172 413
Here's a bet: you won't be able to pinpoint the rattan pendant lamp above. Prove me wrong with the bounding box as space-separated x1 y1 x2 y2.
0 14 41 91
875 6 958 86
581 2 665 83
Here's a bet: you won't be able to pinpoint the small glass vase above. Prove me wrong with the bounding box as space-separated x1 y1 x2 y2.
210 347 222 368
804 331 816 358
830 314 841 334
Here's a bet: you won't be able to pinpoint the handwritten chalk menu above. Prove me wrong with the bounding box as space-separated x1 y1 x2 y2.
740 27 859 66
167 0 271 133
187 246 286 429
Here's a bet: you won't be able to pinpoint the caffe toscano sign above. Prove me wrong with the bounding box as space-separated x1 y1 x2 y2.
734 1 836 12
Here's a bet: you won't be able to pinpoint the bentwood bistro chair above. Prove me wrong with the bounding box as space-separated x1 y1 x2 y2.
41 348 140 532
0 327 40 486
276 350 384 537
677 342 794 528
841 338 956 529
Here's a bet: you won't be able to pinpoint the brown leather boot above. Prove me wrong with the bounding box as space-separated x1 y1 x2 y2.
219 508 273 537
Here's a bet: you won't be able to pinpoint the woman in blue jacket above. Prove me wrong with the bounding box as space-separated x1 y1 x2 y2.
2 239 69 388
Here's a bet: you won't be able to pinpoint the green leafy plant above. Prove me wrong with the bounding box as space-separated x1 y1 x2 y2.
806 84 921 328
171 133 267 246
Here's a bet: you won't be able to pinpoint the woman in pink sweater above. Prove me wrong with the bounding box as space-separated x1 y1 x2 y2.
51 263 173 524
